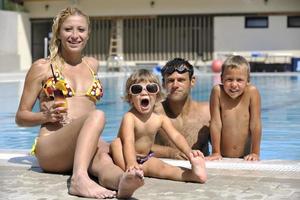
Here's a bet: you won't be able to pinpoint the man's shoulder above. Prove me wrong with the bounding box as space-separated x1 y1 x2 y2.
189 100 210 121
154 101 166 115
191 100 209 111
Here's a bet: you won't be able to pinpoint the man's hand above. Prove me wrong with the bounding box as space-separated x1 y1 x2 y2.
205 153 222 161
169 148 189 160
244 153 260 161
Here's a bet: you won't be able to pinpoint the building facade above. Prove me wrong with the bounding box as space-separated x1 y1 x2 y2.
2 0 300 71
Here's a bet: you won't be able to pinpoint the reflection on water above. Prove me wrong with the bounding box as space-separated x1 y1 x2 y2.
0 74 300 160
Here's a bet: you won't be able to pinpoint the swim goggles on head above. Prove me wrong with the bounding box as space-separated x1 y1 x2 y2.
161 64 193 75
129 83 159 95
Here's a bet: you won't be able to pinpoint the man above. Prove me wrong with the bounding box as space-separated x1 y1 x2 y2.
152 58 210 159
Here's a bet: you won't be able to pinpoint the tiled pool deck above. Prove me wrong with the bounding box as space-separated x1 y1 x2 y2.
0 150 299 200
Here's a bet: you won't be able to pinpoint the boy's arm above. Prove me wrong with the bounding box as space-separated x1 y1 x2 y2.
160 115 192 159
206 86 223 161
119 113 140 170
245 87 262 161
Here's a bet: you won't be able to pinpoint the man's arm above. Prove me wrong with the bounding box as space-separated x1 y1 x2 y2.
151 143 188 160
244 86 262 161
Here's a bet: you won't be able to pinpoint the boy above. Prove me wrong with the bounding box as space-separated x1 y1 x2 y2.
110 69 207 183
207 55 262 161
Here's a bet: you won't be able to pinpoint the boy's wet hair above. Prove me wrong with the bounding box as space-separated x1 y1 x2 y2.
161 58 194 82
123 69 164 103
221 55 251 82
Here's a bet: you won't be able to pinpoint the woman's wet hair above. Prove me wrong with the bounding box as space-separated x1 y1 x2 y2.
49 7 90 68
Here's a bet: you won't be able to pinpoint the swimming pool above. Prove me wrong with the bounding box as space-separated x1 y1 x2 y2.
0 73 299 160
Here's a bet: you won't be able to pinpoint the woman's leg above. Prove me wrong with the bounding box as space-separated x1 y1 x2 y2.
36 110 115 198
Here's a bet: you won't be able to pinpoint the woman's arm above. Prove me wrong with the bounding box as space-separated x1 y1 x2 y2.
15 59 56 126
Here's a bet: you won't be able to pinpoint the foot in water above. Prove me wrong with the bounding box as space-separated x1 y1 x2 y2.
190 152 207 183
69 172 116 199
117 168 144 198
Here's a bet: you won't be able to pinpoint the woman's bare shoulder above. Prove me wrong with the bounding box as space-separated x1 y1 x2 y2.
27 58 50 79
31 58 49 70
84 56 99 72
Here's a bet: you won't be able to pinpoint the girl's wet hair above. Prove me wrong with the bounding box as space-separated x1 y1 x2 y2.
221 55 251 82
49 7 90 68
123 69 164 103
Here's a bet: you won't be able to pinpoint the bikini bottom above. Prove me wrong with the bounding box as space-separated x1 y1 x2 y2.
136 151 154 164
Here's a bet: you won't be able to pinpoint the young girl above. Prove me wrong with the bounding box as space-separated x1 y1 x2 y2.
110 69 207 183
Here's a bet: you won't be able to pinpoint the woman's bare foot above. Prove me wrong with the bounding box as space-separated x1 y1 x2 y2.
69 171 116 199
190 153 207 183
117 169 144 198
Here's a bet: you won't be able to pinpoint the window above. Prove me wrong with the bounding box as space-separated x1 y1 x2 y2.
245 16 268 28
288 16 300 28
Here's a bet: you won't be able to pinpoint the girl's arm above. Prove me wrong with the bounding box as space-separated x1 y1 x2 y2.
206 85 223 160
245 86 262 161
119 113 140 170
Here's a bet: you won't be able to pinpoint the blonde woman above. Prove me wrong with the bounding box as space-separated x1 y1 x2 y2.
16 7 143 199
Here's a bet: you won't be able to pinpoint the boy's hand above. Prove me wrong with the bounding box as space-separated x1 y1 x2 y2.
205 153 222 161
244 153 260 161
126 162 142 171
126 168 144 179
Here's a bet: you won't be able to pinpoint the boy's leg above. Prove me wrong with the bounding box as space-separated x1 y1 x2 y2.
142 157 206 183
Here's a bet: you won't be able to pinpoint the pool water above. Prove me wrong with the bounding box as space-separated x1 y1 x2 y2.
0 73 299 160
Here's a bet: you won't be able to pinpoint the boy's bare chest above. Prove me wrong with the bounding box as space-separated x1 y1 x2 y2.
220 98 250 123
135 117 161 137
